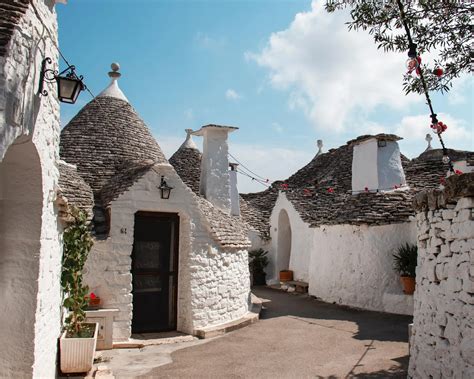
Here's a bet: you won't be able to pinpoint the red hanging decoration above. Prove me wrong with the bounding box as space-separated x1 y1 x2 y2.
431 121 448 134
433 67 443 77
280 183 289 191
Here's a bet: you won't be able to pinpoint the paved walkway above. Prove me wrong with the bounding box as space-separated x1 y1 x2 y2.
103 287 412 378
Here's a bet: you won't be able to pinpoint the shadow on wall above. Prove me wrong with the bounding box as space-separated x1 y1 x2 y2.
255 288 412 343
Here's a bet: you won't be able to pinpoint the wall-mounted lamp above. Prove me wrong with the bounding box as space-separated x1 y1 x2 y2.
377 140 387 148
158 176 173 199
38 57 86 104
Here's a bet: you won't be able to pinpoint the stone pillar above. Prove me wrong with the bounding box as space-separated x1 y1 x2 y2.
193 124 237 214
409 173 474 378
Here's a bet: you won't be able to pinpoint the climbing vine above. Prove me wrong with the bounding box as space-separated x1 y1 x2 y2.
61 207 94 337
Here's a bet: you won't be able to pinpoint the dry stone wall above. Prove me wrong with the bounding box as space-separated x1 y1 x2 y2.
409 173 474 378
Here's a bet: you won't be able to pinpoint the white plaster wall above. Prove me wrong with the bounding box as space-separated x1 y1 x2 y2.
352 139 378 193
409 197 474 378
268 193 416 314
268 192 313 283
84 164 250 340
199 128 231 213
377 141 406 190
0 1 62 377
308 222 416 315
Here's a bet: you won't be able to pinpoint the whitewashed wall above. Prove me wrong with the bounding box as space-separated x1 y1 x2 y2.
0 1 62 377
309 222 416 315
268 192 416 315
84 164 250 340
409 189 474 378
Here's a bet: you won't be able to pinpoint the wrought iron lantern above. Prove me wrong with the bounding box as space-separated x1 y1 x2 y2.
158 176 173 199
38 57 86 104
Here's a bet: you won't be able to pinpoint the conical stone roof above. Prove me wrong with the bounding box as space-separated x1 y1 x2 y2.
169 129 202 194
60 64 166 196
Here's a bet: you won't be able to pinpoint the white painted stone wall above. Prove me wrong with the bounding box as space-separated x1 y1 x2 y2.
268 192 416 315
409 196 474 378
0 1 62 377
84 164 250 340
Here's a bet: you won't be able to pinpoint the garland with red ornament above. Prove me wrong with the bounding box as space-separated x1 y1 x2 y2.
398 0 454 173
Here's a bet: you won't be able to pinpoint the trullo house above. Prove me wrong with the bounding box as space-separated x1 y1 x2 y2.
59 64 252 341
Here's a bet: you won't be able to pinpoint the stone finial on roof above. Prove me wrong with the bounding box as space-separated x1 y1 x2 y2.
98 62 128 102
425 133 433 152
317 140 323 155
180 129 198 150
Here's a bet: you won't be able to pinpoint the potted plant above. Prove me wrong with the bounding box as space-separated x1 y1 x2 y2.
249 249 269 286
60 207 98 374
393 243 418 295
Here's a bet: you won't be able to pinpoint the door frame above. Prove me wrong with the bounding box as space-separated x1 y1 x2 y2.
131 211 180 333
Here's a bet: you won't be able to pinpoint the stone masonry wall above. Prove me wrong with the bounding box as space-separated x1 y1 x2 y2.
0 1 62 377
409 173 474 378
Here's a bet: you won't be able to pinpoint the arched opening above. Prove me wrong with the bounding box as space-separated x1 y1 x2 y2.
277 209 292 274
0 139 43 376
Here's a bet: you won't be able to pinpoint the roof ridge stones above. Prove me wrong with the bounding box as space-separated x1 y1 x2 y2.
240 138 473 237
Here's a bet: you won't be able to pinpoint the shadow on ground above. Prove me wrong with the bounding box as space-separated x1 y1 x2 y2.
253 286 412 343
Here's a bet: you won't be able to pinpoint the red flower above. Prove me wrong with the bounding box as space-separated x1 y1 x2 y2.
280 183 289 190
90 292 97 300
455 170 463 175
327 187 334 193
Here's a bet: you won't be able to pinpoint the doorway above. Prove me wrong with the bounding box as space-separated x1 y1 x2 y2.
277 209 292 274
131 212 179 333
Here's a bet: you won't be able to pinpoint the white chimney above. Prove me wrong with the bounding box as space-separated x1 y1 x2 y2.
351 135 406 193
193 124 238 213
229 163 240 217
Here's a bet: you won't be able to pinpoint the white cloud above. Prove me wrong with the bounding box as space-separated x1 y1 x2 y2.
447 76 470 105
247 1 420 133
229 143 313 193
225 89 242 100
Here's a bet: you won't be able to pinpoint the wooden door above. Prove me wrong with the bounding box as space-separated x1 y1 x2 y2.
131 212 179 333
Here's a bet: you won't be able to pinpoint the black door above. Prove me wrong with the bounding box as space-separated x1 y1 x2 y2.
131 212 179 333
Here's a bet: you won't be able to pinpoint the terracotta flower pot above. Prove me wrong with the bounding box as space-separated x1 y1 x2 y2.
401 276 416 295
279 270 293 282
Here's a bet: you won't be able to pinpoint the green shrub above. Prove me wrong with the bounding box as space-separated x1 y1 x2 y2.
393 243 418 278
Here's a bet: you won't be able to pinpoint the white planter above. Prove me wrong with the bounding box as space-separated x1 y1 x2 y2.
60 323 98 374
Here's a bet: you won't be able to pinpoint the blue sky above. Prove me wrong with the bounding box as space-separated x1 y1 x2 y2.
57 0 472 193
